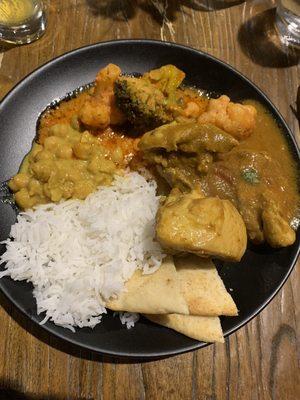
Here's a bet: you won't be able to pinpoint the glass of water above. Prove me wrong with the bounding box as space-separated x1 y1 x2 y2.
0 0 46 45
276 0 300 47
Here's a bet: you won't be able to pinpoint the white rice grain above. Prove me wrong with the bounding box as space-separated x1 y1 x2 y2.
0 172 164 331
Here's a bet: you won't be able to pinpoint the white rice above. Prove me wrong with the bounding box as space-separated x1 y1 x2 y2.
0 172 164 331
118 312 140 329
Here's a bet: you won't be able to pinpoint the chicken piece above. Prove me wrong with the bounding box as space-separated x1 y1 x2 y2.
153 152 204 191
156 189 247 262
79 64 125 129
198 95 257 140
262 200 296 247
139 122 238 154
204 150 298 247
139 122 238 190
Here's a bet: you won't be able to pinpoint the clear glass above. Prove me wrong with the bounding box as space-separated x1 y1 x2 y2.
0 0 46 45
276 0 300 47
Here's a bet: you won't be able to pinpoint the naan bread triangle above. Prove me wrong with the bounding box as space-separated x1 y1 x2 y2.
106 256 189 315
145 314 224 343
175 255 238 316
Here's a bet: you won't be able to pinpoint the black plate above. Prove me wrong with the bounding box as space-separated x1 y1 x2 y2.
0 40 299 359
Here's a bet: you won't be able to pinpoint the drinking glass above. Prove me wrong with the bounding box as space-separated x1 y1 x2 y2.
0 0 46 45
275 0 300 47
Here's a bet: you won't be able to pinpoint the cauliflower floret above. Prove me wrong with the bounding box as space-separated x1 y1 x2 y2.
183 101 201 118
79 64 125 129
79 98 111 128
197 95 257 140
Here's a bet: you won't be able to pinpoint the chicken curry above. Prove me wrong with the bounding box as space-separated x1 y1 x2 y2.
8 63 299 259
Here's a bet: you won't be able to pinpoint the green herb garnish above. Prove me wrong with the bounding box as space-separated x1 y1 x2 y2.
241 167 260 184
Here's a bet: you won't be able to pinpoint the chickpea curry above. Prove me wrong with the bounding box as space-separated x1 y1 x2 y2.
9 63 299 257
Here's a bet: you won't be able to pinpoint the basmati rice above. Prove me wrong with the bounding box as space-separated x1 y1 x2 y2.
0 172 164 331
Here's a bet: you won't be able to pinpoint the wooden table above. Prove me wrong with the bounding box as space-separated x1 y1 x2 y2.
0 1 299 399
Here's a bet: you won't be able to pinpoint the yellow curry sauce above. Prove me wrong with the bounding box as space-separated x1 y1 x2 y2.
240 100 299 223
9 91 299 228
201 100 299 244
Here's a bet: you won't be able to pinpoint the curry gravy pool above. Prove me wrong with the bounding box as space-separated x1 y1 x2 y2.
202 100 299 245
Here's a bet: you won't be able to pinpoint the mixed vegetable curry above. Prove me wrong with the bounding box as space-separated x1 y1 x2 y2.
9 63 299 257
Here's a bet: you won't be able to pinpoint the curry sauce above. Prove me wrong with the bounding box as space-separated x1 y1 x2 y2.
8 62 299 250
203 100 299 244
238 100 299 225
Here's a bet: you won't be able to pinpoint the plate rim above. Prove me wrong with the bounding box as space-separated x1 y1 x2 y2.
0 39 299 359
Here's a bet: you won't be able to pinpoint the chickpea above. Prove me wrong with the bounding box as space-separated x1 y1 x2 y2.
73 142 92 160
43 183 51 199
28 179 43 196
94 173 113 186
61 181 74 199
8 173 30 192
87 155 115 174
44 136 64 152
15 188 35 209
31 160 55 182
73 180 96 199
30 144 43 159
50 124 81 144
49 124 65 137
55 144 73 159
80 131 97 144
33 196 47 206
100 159 116 174
92 144 109 158
111 147 123 163
50 187 63 202
87 157 98 174
49 124 75 138
61 163 86 182
34 150 55 162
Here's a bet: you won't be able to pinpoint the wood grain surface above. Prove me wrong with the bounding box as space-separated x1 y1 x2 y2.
0 1 299 399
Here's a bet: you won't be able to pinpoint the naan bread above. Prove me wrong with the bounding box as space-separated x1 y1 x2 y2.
106 256 189 315
176 255 238 316
145 314 224 343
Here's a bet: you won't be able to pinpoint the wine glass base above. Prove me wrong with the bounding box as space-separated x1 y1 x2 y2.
275 13 300 49
0 11 46 45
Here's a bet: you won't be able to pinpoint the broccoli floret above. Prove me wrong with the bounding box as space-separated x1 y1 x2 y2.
144 65 185 98
114 76 173 130
114 65 186 131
